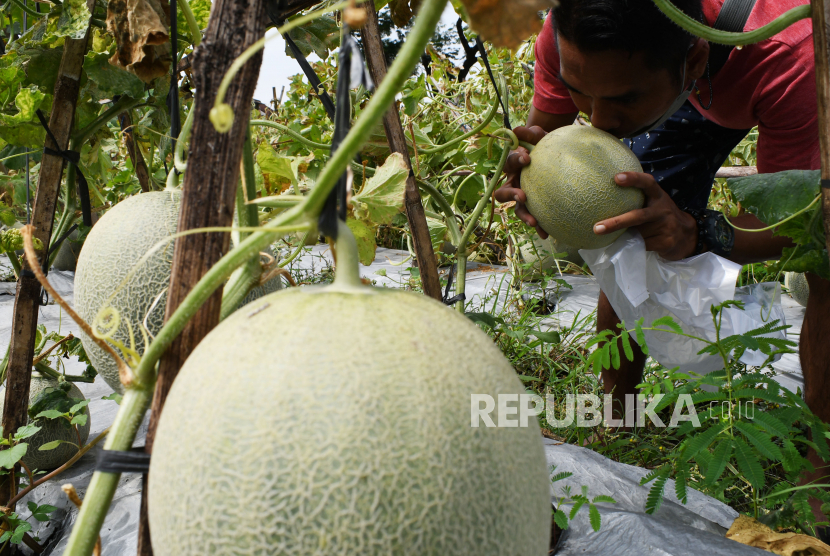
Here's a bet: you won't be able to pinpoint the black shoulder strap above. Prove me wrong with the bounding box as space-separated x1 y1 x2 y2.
709 0 757 76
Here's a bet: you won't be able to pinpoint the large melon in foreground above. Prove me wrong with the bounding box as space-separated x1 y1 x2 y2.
0 375 90 470
148 286 552 555
74 191 181 393
521 125 644 250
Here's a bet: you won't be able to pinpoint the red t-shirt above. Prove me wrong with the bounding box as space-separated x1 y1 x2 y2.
533 0 819 173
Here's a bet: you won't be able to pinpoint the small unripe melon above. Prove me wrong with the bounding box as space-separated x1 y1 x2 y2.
521 125 644 250
0 375 90 470
785 272 809 307
75 191 181 393
517 234 583 281
149 286 552 555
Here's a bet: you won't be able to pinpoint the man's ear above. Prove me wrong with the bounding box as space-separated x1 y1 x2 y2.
686 38 710 83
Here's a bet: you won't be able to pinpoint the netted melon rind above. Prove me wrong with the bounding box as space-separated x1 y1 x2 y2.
785 272 810 307
74 191 181 393
0 376 90 470
149 287 551 555
521 125 644 250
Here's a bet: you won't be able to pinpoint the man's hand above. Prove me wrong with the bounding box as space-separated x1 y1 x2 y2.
494 126 550 238
593 172 698 261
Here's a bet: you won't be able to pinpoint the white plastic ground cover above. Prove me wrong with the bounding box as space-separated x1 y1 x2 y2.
580 230 787 375
545 440 768 555
0 256 768 554
0 262 146 555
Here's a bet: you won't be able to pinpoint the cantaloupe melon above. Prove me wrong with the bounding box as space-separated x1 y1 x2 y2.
51 229 83 272
74 191 181 393
148 283 552 554
74 190 281 393
521 125 644 250
785 272 809 307
517 234 583 281
0 375 90 470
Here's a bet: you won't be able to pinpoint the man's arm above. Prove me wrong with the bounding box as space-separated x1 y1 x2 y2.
593 173 795 262
493 107 578 237
527 106 578 132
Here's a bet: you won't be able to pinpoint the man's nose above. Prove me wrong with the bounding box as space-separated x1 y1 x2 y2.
588 102 621 136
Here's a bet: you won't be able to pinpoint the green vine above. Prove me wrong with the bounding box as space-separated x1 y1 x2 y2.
651 0 811 46
61 0 449 552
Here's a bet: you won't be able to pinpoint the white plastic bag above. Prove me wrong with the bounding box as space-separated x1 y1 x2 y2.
580 231 786 375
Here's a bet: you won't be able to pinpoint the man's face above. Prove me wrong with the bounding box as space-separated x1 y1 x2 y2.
556 34 688 138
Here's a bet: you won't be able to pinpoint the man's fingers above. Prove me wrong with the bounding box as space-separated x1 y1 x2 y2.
615 172 664 200
514 204 538 228
594 207 652 235
494 185 527 204
536 225 549 239
504 147 531 174
513 125 548 145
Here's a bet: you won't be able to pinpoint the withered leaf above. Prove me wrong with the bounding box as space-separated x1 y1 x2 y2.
107 0 172 83
459 0 553 50
388 0 418 27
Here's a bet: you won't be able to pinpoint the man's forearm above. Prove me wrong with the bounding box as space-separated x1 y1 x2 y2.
527 105 579 133
727 214 794 265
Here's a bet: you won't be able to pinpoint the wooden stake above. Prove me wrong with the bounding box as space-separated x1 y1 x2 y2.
0 11 92 511
812 0 830 257
361 0 443 300
135 0 268 553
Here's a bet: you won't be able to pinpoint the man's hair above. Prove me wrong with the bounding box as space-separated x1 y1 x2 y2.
552 0 704 73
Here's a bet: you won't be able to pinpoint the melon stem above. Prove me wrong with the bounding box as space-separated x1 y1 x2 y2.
331 220 364 290
61 0 448 551
454 129 515 312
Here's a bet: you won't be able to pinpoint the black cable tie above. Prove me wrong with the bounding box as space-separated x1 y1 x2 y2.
47 223 79 258
95 448 151 474
822 179 830 189
318 30 356 239
442 263 466 305
456 19 478 82
283 31 337 122
443 263 456 302
168 0 181 144
475 37 511 130
36 110 92 227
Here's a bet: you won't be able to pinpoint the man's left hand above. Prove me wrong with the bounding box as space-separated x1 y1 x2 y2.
593 172 698 261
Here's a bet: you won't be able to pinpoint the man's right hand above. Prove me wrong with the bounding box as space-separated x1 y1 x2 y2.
494 126 550 238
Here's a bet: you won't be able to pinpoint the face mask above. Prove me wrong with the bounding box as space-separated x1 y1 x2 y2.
624 59 695 139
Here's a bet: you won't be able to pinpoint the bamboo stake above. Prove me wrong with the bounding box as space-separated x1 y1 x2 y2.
134 0 268 552
0 0 93 511
360 0 443 300
811 0 830 257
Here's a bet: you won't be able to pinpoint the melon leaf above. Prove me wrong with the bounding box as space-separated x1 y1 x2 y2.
346 218 377 266
0 443 27 469
352 153 409 226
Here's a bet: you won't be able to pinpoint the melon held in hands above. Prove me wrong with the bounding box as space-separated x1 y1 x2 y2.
521 125 645 250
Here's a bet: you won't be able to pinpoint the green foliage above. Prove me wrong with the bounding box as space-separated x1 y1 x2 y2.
729 170 828 279
83 51 146 101
622 301 830 529
285 15 341 59
550 466 617 533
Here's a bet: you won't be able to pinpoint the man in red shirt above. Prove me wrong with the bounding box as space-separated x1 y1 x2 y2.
496 0 830 516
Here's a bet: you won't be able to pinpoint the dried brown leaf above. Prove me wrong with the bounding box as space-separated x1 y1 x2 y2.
459 0 553 50
107 0 172 83
726 515 830 556
389 0 414 27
